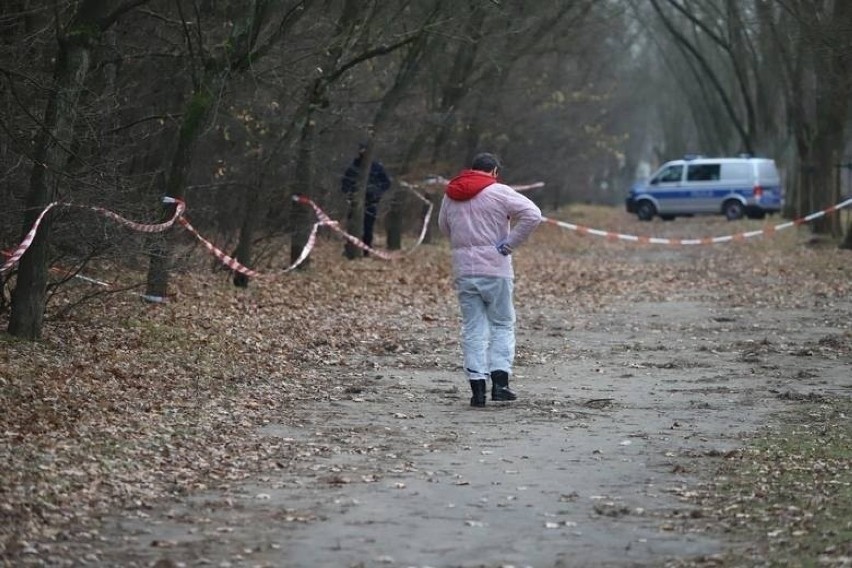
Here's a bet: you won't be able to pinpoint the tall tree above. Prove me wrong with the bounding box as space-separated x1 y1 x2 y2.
353 2 442 252
144 0 313 299
8 0 149 339
640 0 852 238
757 0 852 234
428 0 486 166
784 0 852 235
287 0 418 263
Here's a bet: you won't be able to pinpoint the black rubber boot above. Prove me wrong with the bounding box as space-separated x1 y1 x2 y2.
469 380 486 407
491 370 517 401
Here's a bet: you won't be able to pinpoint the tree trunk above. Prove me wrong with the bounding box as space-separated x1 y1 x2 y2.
8 1 106 339
145 1 312 295
429 1 484 165
841 216 852 249
343 141 371 259
365 25 433 251
232 182 261 287
385 184 403 250
808 1 851 235
290 113 318 266
144 88 213 299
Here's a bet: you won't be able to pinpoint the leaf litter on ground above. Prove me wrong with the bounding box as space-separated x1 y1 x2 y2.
1 205 851 564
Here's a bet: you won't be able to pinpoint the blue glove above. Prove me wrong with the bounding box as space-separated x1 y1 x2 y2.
495 239 513 256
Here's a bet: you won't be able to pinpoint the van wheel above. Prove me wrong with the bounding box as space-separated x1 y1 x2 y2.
636 201 656 221
723 200 744 221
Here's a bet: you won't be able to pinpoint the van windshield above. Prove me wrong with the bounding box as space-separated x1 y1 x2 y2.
652 165 683 184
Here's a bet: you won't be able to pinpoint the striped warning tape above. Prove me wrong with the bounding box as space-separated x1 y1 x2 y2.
177 215 336 277
1 186 433 284
292 195 391 260
512 182 545 192
10 189 844 291
1 197 185 274
2 247 113 288
180 186 434 276
46 265 113 287
291 185 434 261
544 197 852 245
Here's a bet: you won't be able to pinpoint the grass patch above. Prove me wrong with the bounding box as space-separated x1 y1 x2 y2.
683 397 852 566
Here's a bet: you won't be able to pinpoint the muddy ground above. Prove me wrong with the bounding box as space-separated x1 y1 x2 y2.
3 211 851 568
79 266 851 565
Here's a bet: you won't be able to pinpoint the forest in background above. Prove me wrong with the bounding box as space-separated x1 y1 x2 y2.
2 0 852 339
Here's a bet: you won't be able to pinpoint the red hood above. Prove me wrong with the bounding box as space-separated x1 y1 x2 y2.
445 170 497 201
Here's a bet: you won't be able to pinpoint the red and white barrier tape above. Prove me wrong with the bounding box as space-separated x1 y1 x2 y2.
1 198 185 274
88 199 186 233
178 217 263 278
408 187 435 252
1 187 433 282
291 186 434 260
292 195 394 260
1 202 58 273
512 182 545 192
544 197 852 245
48 265 112 287
2 247 112 288
2 187 430 288
178 215 338 277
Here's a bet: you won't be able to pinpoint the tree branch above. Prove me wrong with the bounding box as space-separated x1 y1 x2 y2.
649 0 752 153
100 0 152 29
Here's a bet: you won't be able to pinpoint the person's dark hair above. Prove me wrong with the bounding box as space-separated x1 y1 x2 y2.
470 152 501 173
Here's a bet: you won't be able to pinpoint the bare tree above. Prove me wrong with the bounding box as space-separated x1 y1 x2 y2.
7 0 150 339
638 0 852 239
144 0 313 299
286 1 419 264
776 0 852 236
349 2 443 253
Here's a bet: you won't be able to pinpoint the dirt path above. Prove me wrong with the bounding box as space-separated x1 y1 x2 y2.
84 287 850 567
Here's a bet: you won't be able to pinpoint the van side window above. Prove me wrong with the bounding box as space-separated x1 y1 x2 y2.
652 165 683 184
687 164 720 181
721 163 750 180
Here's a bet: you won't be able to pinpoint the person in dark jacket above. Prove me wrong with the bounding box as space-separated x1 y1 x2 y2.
341 144 392 254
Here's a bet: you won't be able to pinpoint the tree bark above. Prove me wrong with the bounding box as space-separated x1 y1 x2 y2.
291 0 421 261
367 19 434 251
144 87 213 299
841 212 852 249
430 1 484 165
291 113 318 265
808 0 852 235
232 181 261 287
146 1 312 294
9 0 111 339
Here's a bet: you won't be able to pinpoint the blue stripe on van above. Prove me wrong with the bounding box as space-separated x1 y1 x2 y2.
639 185 781 204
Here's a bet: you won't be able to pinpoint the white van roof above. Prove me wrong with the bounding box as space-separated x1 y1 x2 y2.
675 156 775 165
655 156 780 183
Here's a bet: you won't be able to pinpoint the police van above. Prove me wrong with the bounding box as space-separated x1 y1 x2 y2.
625 156 783 221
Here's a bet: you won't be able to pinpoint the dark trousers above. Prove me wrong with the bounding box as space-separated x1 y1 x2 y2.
363 202 379 249
344 200 379 256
